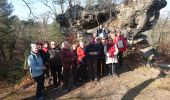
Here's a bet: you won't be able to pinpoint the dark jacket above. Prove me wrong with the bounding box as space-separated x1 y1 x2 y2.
97 28 107 38
85 43 100 61
39 49 49 66
97 43 105 59
49 47 61 66
60 48 74 68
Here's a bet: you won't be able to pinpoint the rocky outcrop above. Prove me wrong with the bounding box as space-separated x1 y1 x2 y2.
56 0 167 38
117 0 167 37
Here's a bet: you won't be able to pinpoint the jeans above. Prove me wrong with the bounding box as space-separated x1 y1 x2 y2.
50 64 63 85
117 52 123 74
107 63 117 75
33 75 45 99
87 58 98 81
63 67 71 87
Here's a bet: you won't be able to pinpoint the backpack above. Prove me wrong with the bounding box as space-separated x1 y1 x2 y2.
23 54 37 70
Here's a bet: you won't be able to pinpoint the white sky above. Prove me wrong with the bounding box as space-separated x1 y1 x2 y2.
8 0 170 21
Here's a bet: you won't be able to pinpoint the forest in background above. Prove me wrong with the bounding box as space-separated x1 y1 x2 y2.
0 0 169 84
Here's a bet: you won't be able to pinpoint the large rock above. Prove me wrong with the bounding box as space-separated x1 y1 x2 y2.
56 0 167 38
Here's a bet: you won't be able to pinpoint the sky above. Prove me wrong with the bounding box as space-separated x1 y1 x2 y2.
8 0 170 21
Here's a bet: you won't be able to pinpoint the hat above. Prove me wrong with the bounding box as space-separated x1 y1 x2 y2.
31 44 36 49
35 41 43 45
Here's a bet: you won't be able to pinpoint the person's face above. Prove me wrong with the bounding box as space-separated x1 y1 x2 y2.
50 42 56 49
101 39 106 45
89 37 94 44
93 33 97 38
43 43 48 48
108 39 113 44
32 46 38 54
79 42 84 48
96 39 101 44
116 30 121 36
37 45 42 50
100 25 102 29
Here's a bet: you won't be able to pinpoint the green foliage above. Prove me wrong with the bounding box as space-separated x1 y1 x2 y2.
0 0 18 62
49 20 64 44
0 64 25 84
5 66 25 84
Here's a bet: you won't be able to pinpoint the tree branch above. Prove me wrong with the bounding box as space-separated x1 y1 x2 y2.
39 0 58 15
21 0 38 19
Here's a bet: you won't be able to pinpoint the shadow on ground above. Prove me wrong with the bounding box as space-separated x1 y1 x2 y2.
121 71 166 100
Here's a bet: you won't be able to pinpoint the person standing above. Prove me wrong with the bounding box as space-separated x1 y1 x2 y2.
114 29 127 75
95 37 105 78
60 41 74 91
96 25 107 38
42 41 50 77
85 36 100 81
27 44 46 100
71 44 78 86
76 41 88 83
104 37 119 76
49 41 63 87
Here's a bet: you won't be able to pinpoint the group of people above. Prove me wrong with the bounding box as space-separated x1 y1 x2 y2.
27 26 127 100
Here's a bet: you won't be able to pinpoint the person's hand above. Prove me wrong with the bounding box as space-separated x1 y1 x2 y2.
93 52 98 55
42 66 46 70
106 53 110 56
89 52 93 55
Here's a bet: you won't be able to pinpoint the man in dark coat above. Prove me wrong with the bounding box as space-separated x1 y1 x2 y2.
49 41 63 86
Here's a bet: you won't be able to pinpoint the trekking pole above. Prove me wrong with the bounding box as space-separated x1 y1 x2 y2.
101 57 102 77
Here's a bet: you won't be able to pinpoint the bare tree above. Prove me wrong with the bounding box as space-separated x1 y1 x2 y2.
38 12 50 40
21 0 38 19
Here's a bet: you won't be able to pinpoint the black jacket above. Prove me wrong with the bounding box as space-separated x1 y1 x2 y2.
49 47 61 66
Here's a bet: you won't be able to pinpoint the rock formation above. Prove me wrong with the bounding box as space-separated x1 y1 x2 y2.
56 0 167 38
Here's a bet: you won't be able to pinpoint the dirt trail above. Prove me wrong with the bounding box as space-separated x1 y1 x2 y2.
2 66 170 100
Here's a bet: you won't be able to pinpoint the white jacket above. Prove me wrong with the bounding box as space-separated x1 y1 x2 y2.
104 44 118 64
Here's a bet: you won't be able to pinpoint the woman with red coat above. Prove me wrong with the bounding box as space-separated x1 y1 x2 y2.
76 41 88 83
60 41 74 91
104 37 119 76
114 29 127 75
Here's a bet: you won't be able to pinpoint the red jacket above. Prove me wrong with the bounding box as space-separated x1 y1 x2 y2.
76 46 85 64
60 48 74 68
114 35 127 53
106 44 115 57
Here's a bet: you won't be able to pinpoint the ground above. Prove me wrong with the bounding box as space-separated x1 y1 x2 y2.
1 66 170 100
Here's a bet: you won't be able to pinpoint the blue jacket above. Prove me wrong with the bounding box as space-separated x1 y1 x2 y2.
27 52 44 77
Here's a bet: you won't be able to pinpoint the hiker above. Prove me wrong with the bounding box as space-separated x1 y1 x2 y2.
35 42 50 78
104 37 119 76
101 37 108 76
76 41 88 84
42 41 50 77
95 37 105 78
114 29 127 75
85 36 100 81
27 44 46 100
60 41 74 91
71 44 78 86
49 41 63 87
96 25 107 38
